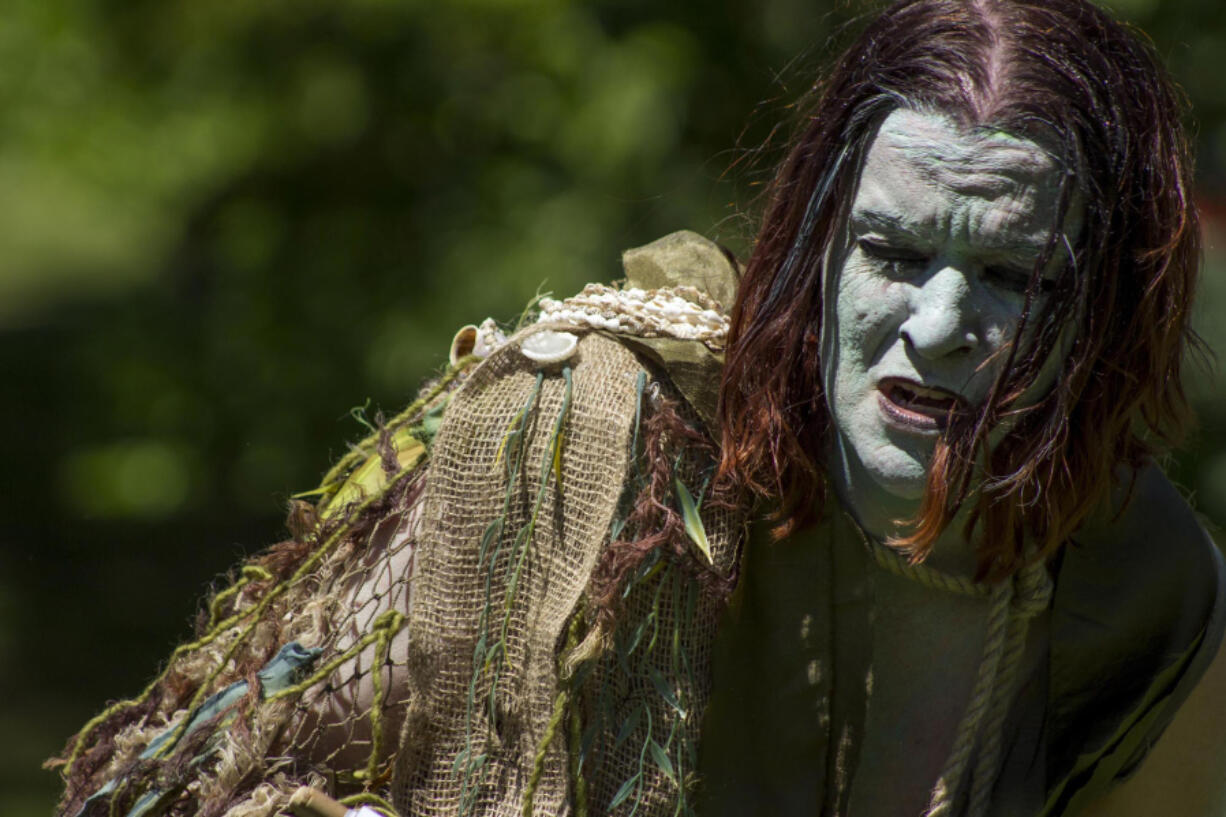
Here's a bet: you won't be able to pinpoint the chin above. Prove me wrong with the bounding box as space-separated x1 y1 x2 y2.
829 399 936 506
861 446 930 501
868 468 928 501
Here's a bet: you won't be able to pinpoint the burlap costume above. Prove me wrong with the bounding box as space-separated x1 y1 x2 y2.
51 231 747 817
51 232 1224 817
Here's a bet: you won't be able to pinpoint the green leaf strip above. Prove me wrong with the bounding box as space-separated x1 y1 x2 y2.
674 477 713 565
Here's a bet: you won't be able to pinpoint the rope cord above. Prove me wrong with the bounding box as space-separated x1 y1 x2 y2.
966 557 1053 815
863 535 992 598
319 355 479 491
924 580 1013 817
855 521 1054 817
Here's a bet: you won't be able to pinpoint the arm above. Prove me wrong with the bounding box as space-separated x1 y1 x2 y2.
1071 465 1226 817
1078 635 1226 817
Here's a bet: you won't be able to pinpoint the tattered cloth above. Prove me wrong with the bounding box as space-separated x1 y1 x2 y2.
49 230 746 817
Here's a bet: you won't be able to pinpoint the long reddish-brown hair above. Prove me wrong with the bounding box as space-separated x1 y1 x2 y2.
718 0 1203 578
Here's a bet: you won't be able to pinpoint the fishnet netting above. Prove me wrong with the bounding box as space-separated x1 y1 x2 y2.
50 363 475 817
52 319 744 817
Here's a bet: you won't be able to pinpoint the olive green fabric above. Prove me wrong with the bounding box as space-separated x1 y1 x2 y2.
697 495 1224 817
696 502 1221 814
621 230 741 312
615 230 741 436
697 514 837 816
613 335 724 435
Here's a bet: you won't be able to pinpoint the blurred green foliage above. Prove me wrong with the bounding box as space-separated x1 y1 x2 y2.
2 1 1223 813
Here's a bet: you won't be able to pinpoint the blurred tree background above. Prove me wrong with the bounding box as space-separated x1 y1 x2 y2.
2 0 1223 812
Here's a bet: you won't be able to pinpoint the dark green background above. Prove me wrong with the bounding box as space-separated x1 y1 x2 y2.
4 0 1224 812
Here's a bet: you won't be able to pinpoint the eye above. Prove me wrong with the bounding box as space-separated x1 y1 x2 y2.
858 239 928 275
983 265 1056 296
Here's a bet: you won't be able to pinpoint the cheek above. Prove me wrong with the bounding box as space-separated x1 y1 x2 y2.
1017 323 1074 406
975 292 1029 361
835 269 906 360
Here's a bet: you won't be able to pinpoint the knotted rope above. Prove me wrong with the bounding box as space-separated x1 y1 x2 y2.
861 532 1053 817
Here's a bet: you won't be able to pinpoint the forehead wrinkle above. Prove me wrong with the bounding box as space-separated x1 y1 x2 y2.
898 144 1054 200
878 111 1060 199
851 111 1073 259
855 203 1049 258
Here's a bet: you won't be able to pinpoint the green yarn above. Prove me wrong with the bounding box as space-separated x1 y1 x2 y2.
522 611 586 817
62 356 470 778
319 355 479 494
154 465 419 758
339 791 401 816
207 565 273 630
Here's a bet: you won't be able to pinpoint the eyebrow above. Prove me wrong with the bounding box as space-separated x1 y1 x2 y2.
849 207 1052 257
850 208 916 238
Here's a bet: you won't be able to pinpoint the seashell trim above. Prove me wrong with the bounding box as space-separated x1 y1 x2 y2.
534 283 729 350
451 317 510 366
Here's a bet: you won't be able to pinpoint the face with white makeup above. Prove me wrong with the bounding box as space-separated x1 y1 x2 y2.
822 108 1076 531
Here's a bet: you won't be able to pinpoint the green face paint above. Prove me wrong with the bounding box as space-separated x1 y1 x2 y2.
821 109 1077 540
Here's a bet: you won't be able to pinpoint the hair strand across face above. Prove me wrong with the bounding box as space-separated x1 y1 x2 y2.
717 0 1200 577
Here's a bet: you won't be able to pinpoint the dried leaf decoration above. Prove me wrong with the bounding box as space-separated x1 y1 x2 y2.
312 432 427 519
674 477 712 565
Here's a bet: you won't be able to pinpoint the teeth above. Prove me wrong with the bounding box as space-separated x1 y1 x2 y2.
891 384 956 412
914 393 953 409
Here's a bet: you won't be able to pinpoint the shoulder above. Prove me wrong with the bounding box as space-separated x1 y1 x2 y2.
1056 462 1224 692
1064 463 1221 633
1072 462 1215 563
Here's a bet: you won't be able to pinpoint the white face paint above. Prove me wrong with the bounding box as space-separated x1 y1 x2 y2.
822 108 1074 536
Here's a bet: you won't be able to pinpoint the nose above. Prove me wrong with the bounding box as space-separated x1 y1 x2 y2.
899 264 980 359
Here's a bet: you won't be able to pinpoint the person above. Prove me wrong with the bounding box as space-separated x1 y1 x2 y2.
50 0 1226 815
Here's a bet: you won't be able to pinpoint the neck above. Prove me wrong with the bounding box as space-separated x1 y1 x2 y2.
826 432 980 576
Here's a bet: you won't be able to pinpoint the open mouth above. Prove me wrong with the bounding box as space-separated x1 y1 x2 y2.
877 377 967 432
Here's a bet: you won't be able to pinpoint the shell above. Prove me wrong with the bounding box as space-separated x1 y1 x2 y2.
520 329 578 365
450 318 508 366
449 324 479 366
532 282 729 349
472 317 508 358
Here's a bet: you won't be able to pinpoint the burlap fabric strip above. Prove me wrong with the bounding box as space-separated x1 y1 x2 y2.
393 326 743 817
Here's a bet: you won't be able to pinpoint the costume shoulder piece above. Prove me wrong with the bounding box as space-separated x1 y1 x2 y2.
393 230 745 817
1042 465 1226 815
49 230 747 817
535 229 739 435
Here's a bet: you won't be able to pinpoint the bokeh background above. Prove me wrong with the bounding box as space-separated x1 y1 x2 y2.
2 0 1224 812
